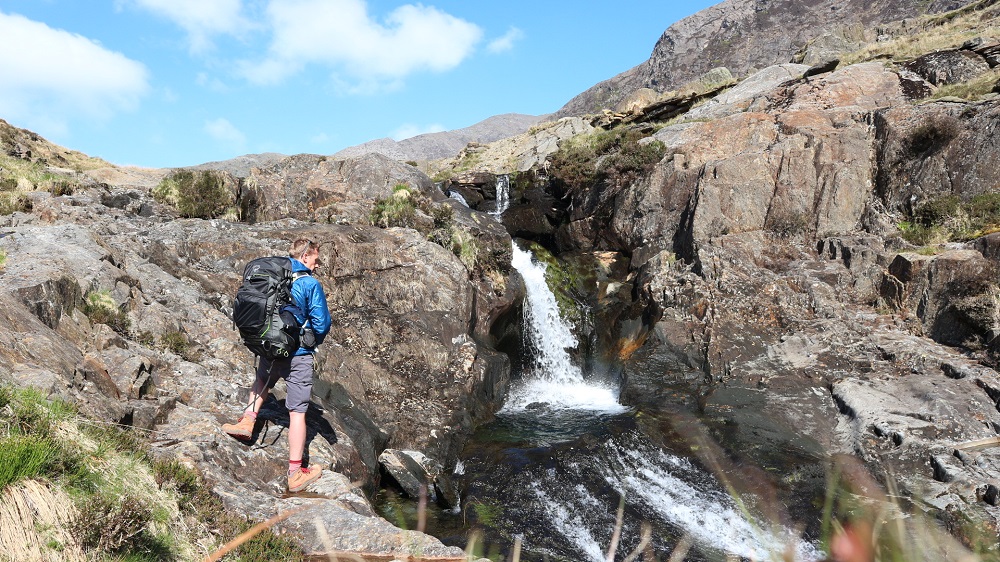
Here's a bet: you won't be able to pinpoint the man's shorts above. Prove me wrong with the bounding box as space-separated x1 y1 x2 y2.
255 354 314 413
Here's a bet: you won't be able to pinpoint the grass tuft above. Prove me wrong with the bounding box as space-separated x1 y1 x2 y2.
0 435 58 490
152 169 235 219
549 125 666 196
82 290 132 337
370 183 420 228
0 385 305 560
901 192 1000 244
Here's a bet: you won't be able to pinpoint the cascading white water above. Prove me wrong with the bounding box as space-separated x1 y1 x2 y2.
448 190 470 207
527 432 822 562
503 244 624 413
492 174 511 216
493 244 822 562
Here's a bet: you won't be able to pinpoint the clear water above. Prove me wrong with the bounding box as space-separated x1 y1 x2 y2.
377 245 823 561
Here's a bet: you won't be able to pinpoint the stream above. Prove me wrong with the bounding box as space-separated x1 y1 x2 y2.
378 236 826 561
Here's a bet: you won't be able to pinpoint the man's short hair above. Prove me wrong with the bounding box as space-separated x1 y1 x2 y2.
289 238 320 260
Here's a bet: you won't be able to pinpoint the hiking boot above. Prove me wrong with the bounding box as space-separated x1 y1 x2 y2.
221 415 255 440
288 466 322 492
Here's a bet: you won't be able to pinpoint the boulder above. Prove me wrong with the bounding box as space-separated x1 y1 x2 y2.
687 64 809 120
902 49 991 86
245 152 437 224
378 448 460 508
793 26 866 67
442 171 496 212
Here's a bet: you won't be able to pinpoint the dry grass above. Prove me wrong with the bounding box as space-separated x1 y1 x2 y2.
841 1 1000 65
0 480 86 562
931 68 1000 100
0 119 109 172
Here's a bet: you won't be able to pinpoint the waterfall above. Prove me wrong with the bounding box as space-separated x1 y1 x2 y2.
447 190 469 207
444 244 824 562
503 244 624 413
492 174 510 216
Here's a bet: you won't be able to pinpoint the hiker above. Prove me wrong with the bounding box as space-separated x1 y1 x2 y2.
222 238 332 492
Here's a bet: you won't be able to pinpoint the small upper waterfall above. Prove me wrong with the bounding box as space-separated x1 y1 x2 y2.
503 244 624 413
492 174 511 216
447 190 469 207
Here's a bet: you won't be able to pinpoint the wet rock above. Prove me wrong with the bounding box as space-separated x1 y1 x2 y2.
378 448 459 507
444 171 497 202
277 485 483 560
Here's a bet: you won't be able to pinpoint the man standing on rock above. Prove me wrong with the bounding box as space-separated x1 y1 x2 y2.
222 238 332 492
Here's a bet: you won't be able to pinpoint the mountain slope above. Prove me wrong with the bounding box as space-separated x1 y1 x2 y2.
555 0 974 117
332 113 541 162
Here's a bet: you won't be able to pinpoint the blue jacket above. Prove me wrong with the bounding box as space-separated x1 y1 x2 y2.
289 258 331 355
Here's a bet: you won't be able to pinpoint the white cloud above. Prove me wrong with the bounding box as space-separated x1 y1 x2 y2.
196 72 230 92
487 26 524 54
204 117 246 146
391 123 446 141
129 0 251 53
240 0 482 87
0 12 149 134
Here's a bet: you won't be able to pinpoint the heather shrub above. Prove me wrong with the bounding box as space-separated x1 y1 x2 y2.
153 169 234 219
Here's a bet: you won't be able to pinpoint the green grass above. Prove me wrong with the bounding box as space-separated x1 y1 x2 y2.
0 435 59 490
158 330 200 362
549 125 666 195
900 192 1000 245
370 183 419 228
0 190 32 215
931 68 1000 101
82 290 132 337
152 169 235 219
0 152 87 216
0 384 306 561
468 500 502 527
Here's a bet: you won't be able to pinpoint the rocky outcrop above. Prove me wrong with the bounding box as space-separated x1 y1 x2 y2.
0 149 518 558
430 117 595 176
513 48 1000 542
244 152 438 224
903 49 993 86
876 99 1000 214
554 0 974 118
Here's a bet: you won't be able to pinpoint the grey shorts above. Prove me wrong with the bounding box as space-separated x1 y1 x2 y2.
256 354 314 413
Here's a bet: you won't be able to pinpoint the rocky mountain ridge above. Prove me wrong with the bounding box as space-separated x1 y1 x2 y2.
331 113 542 163
554 0 978 118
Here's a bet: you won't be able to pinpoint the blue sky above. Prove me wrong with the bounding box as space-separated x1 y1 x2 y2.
0 0 718 168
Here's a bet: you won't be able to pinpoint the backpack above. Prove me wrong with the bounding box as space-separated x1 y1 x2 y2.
232 256 305 360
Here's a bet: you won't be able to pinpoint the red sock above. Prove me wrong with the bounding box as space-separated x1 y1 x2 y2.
288 459 302 475
243 411 257 420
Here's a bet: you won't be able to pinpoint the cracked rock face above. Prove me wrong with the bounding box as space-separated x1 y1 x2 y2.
545 58 1000 543
0 161 514 558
